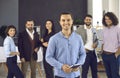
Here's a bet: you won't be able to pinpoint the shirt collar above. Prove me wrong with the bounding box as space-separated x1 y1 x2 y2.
60 31 74 39
26 28 35 35
105 25 114 29
84 24 92 29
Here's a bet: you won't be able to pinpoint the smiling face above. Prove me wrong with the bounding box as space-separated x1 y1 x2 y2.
59 14 73 31
8 28 16 37
105 16 113 26
45 20 53 30
84 16 92 26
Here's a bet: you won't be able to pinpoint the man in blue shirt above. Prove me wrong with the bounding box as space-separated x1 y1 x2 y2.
46 12 86 78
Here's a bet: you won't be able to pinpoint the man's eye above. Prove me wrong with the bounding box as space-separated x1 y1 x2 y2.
67 19 70 22
62 20 65 22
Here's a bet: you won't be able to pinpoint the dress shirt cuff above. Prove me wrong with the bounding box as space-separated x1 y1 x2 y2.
58 63 63 70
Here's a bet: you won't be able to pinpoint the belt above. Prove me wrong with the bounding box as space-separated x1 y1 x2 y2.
103 51 115 55
85 48 94 53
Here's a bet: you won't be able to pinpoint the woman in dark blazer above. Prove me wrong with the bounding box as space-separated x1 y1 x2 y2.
41 19 55 78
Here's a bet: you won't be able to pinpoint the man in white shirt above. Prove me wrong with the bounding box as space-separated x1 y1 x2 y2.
76 15 98 78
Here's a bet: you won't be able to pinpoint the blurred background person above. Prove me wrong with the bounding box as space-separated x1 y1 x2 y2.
41 19 55 78
3 25 24 78
76 14 98 78
18 20 41 78
102 12 120 78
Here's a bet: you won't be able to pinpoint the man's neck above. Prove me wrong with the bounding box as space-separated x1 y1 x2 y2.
62 29 72 38
26 28 34 34
86 25 91 29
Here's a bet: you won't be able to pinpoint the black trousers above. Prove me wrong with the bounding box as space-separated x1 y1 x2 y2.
6 56 24 78
82 50 97 78
43 49 54 78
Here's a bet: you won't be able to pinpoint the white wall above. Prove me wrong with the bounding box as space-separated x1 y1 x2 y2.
87 0 93 15
103 0 119 26
88 0 119 26
87 0 102 27
93 0 102 26
119 0 120 25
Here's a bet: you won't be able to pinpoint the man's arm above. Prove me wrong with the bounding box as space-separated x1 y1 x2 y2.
34 33 42 52
45 37 63 69
93 28 99 48
76 36 86 65
115 28 120 57
18 33 24 59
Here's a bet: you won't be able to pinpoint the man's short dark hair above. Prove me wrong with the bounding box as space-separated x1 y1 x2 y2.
59 12 73 20
26 19 34 24
84 14 92 19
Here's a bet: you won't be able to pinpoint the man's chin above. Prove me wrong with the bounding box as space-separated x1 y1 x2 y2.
28 28 33 31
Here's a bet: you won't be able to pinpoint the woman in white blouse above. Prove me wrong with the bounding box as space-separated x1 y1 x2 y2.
3 25 24 78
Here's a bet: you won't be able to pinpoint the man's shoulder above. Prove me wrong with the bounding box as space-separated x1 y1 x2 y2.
73 32 82 39
50 32 60 39
77 25 84 29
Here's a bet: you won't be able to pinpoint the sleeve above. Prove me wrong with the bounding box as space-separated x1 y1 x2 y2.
18 33 24 59
93 28 98 44
100 29 104 45
118 27 120 47
35 33 42 48
75 26 81 35
3 38 11 56
45 37 63 69
76 36 86 65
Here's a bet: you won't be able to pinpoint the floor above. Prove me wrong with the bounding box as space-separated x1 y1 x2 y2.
0 62 109 78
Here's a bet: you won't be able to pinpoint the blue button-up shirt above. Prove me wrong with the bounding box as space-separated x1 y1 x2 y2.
3 36 16 57
46 31 86 78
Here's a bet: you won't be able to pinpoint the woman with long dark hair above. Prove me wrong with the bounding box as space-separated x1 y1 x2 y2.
41 19 55 78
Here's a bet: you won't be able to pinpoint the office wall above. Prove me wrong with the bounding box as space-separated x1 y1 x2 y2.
0 0 18 46
0 0 18 29
19 0 87 33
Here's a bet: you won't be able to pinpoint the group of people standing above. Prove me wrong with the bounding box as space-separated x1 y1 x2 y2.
3 12 120 78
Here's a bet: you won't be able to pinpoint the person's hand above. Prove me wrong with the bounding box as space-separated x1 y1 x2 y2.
16 52 20 56
40 38 44 42
71 67 79 72
9 52 20 56
43 42 48 47
92 43 97 48
62 64 72 73
21 58 25 62
115 47 120 57
34 48 39 53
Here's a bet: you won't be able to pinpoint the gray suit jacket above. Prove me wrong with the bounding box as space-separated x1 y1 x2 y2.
76 25 98 47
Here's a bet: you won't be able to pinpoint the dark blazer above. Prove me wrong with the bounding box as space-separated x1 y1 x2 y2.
18 30 41 61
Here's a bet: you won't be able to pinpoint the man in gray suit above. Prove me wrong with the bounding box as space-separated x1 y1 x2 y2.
76 15 98 78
